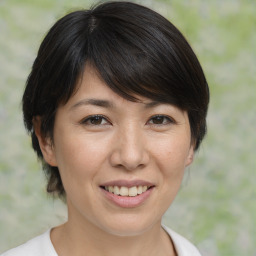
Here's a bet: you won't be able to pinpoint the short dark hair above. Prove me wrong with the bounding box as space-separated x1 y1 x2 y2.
22 1 209 197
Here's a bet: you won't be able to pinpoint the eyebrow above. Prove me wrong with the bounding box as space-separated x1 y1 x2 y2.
70 99 115 110
70 98 163 111
143 101 162 108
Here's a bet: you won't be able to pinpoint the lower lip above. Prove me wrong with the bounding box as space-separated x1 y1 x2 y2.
101 187 154 208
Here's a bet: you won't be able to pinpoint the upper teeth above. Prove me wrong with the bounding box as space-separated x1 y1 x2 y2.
105 185 149 197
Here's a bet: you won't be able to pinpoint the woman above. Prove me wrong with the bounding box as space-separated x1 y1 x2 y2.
2 1 209 255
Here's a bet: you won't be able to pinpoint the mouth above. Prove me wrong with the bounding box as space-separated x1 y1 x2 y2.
99 181 155 208
100 185 154 197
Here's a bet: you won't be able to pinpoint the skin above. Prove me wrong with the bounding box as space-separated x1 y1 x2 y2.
35 65 194 256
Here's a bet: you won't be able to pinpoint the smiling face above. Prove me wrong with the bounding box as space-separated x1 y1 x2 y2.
37 65 194 237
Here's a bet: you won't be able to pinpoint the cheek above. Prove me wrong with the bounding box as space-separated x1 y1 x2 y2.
152 137 191 173
53 130 113 187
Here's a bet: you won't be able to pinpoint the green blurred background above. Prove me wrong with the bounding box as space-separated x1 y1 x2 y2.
0 0 255 255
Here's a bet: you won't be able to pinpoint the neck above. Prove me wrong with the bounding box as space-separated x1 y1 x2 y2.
51 216 175 256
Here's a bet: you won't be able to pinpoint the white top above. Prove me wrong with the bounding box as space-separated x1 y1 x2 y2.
1 226 201 256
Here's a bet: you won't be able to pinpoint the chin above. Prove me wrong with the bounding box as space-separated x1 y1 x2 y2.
99 215 158 237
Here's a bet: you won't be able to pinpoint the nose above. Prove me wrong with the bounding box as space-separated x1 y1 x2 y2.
109 125 149 171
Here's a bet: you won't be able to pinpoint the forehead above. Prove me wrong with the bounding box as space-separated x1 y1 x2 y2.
62 66 188 123
67 65 148 106
68 65 130 104
63 63 186 117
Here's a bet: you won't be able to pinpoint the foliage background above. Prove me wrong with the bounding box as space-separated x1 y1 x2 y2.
0 0 255 255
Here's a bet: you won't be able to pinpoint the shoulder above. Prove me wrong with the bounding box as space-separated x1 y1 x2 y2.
0 230 57 256
162 225 202 256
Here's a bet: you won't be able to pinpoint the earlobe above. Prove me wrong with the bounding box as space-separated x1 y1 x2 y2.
185 147 194 167
33 116 57 167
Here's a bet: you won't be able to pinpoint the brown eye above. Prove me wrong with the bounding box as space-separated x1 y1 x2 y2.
152 116 165 124
148 115 173 125
81 115 109 126
90 116 104 125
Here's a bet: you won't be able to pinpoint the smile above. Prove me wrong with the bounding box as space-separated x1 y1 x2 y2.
103 185 151 197
100 180 155 207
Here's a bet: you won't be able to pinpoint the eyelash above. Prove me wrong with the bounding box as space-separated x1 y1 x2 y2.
80 115 110 126
80 115 175 126
147 115 175 126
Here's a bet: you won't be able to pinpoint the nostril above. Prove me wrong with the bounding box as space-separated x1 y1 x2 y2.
109 141 149 170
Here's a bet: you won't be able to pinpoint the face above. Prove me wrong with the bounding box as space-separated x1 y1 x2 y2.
38 65 194 237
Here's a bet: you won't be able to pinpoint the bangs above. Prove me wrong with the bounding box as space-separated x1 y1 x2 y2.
84 11 191 108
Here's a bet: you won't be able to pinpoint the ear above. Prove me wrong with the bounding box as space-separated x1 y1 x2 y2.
185 146 194 167
33 116 57 167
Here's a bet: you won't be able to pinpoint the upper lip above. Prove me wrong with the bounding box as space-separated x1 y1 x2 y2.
100 180 154 188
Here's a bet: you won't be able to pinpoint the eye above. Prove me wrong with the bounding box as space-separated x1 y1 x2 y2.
80 115 110 126
147 115 174 125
